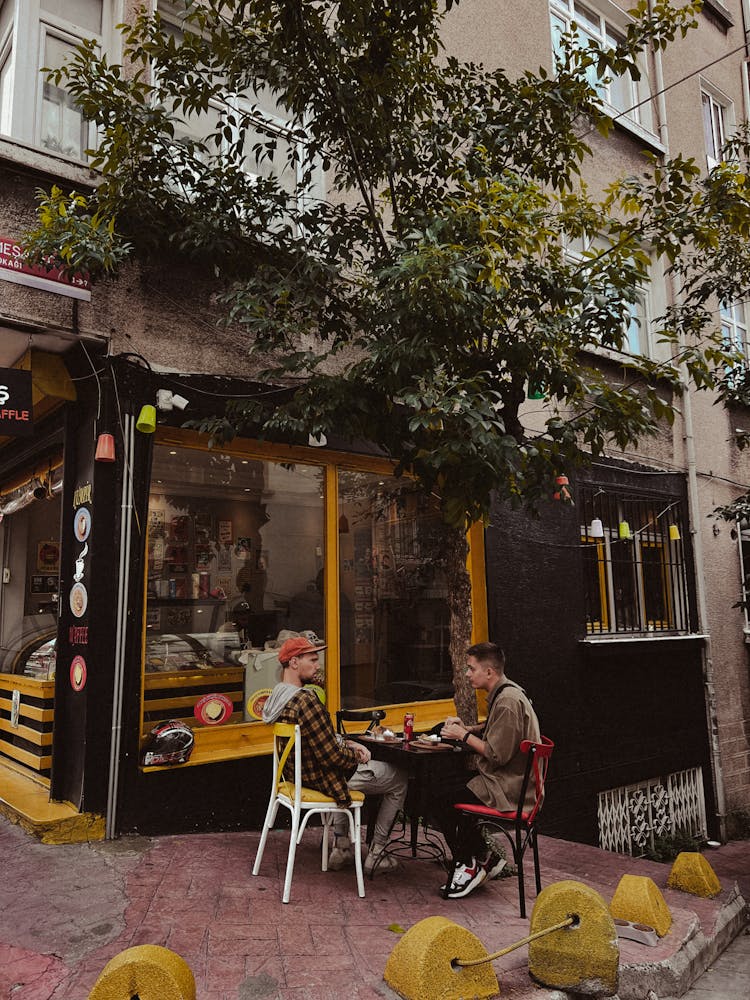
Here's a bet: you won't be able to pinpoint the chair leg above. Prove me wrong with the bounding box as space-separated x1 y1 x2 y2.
531 828 542 894
252 799 279 876
515 829 526 919
352 808 365 898
321 814 333 872
282 805 301 904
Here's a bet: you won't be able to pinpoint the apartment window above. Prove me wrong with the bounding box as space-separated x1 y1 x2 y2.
565 234 653 357
549 0 654 132
737 519 750 634
158 3 307 205
579 485 690 635
0 0 111 159
701 85 732 168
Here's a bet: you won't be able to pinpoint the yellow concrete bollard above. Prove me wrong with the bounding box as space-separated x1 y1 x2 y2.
88 944 196 1000
528 880 619 996
610 874 672 937
667 852 722 898
384 915 499 1000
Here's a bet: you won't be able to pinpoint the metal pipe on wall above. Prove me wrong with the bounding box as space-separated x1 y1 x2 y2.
106 413 134 839
650 3 727 838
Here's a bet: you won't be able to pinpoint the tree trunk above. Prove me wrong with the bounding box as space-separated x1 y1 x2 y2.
446 528 476 724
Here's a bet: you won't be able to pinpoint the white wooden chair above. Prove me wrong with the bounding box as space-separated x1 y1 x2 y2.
252 722 365 903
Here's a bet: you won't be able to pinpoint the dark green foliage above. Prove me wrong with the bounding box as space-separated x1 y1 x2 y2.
24 0 750 527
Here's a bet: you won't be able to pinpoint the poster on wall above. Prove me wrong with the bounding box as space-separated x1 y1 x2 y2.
37 540 60 573
218 520 232 545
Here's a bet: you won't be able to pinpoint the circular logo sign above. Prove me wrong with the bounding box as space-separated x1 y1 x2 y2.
73 507 91 542
70 655 87 691
194 693 233 726
246 688 273 720
69 582 88 618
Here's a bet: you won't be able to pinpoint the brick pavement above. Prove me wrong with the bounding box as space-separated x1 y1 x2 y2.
0 817 747 1000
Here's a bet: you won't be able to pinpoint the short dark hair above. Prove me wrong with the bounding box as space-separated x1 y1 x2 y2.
466 641 505 672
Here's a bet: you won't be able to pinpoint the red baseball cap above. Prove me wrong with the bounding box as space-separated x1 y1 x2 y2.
278 636 327 665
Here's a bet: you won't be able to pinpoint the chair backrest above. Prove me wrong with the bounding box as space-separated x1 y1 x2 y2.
335 709 386 735
273 722 301 798
519 735 554 825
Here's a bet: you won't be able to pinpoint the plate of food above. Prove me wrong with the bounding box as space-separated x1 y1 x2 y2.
411 734 454 750
362 726 402 743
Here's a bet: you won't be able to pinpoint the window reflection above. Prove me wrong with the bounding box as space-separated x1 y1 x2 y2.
338 472 454 708
145 445 325 729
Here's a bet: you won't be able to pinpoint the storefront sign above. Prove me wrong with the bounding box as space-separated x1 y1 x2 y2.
70 655 87 692
72 483 92 508
0 368 33 437
0 236 91 301
73 507 91 542
194 693 233 726
68 625 88 645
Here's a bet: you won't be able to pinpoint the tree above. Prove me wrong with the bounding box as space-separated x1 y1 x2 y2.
24 0 750 718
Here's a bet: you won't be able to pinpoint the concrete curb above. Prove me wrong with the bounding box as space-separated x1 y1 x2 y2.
615 886 748 1000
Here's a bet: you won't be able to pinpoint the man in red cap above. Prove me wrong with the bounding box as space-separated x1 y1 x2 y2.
262 635 406 873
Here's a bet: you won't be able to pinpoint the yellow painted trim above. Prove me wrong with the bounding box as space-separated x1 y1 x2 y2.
143 667 244 690
0 742 51 771
0 718 53 746
325 464 341 713
154 426 398 476
144 694 243 714
468 521 488 643
0 699 54 723
0 673 55 698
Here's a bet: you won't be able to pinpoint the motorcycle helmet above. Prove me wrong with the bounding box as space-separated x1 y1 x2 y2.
142 719 195 766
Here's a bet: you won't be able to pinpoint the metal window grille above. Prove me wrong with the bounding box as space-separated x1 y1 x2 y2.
579 486 690 635
597 767 707 856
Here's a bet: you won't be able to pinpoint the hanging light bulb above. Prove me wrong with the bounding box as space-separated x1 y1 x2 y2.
589 518 604 538
669 524 681 541
618 521 632 540
95 433 116 462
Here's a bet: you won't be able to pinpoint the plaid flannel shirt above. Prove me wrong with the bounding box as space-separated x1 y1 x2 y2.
277 689 358 805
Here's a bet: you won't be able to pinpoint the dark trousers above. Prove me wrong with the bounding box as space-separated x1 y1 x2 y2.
427 774 488 864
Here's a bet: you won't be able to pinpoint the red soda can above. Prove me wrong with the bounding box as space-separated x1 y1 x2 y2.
403 712 414 742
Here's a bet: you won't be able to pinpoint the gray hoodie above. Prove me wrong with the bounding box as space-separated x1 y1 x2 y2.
261 683 302 724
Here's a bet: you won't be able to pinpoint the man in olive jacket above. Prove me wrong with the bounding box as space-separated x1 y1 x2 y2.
435 641 541 898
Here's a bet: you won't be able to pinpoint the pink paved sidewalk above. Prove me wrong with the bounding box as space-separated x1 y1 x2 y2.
0 817 748 1000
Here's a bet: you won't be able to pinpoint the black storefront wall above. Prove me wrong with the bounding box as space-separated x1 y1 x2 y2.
51 402 119 814
485 464 715 846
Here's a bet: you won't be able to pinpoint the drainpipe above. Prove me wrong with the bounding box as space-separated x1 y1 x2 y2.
651 7 727 839
106 413 135 839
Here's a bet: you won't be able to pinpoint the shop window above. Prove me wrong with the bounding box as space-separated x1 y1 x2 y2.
144 444 326 730
549 0 655 134
0 459 63 678
0 0 110 159
338 471 454 709
579 485 690 635
142 439 465 746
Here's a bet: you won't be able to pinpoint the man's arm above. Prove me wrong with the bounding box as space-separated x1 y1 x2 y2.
297 692 358 771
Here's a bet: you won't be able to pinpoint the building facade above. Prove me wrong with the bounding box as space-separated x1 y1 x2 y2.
0 0 749 849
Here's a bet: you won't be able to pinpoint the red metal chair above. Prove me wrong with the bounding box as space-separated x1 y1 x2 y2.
451 735 554 917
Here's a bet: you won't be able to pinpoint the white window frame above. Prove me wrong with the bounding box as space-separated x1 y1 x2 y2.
156 1 319 213
701 79 734 170
564 232 655 359
549 0 656 137
0 1 122 160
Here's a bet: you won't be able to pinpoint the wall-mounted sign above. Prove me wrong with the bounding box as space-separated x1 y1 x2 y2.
72 483 92 508
0 368 33 437
68 625 88 645
37 540 60 573
70 655 87 692
69 582 88 618
194 693 233 726
246 688 272 720
73 507 91 542
0 236 91 301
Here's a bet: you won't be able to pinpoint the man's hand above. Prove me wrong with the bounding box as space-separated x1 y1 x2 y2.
443 716 462 728
348 740 371 764
441 721 468 742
